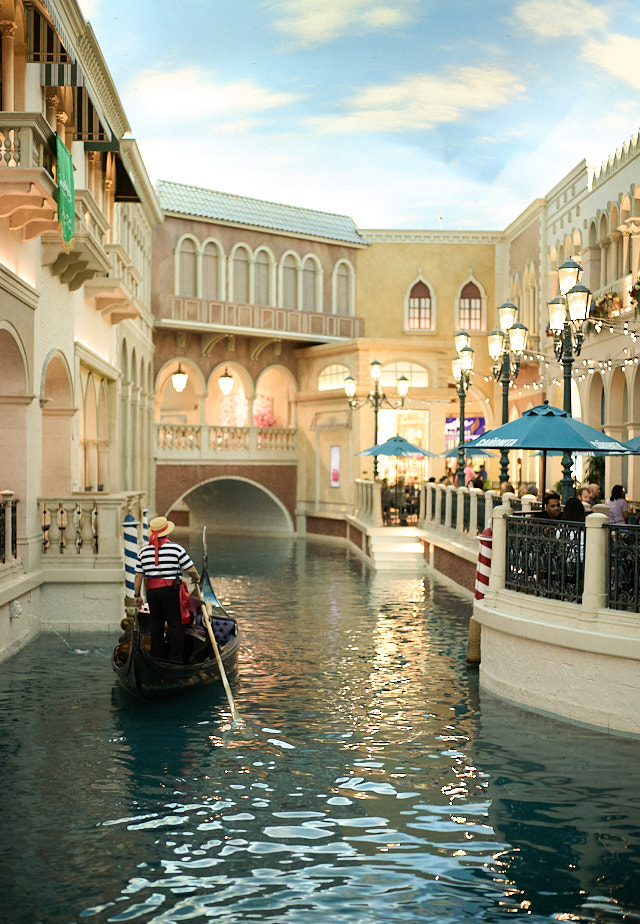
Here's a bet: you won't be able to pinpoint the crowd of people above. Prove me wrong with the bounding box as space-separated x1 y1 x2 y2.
431 460 633 526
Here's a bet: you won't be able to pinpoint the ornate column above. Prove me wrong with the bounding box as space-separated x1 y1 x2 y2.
0 22 16 112
600 241 610 289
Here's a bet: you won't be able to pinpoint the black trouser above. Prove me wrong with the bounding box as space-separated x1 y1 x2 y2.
147 585 184 663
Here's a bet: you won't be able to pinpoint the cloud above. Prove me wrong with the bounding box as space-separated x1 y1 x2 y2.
308 66 525 134
583 34 640 90
270 0 417 45
77 0 102 16
123 67 301 127
513 0 609 38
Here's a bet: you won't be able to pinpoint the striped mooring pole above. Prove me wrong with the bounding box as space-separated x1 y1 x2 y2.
122 514 140 613
142 507 149 544
467 526 492 664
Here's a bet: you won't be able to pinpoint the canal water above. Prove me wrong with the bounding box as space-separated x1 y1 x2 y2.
1 535 639 924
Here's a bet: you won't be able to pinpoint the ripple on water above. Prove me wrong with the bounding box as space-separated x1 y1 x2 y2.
0 537 639 924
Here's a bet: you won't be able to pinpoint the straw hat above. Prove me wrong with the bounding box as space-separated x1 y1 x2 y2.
148 516 175 537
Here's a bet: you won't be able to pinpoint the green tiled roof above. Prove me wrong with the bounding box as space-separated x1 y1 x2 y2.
156 180 368 246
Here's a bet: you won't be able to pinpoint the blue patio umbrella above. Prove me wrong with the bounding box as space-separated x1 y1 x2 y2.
439 445 497 459
357 436 437 520
470 402 629 498
357 435 437 458
623 434 640 453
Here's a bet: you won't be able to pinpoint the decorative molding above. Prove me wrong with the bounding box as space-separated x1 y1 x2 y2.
0 263 39 309
360 229 504 245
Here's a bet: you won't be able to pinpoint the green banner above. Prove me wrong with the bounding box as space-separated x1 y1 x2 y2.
55 134 75 245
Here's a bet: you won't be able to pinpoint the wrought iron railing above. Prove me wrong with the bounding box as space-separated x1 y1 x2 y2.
608 523 640 612
476 493 486 532
505 513 585 603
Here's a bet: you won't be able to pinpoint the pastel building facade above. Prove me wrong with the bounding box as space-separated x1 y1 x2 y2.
0 0 160 655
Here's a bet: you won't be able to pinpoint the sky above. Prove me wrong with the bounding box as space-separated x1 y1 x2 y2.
78 0 640 230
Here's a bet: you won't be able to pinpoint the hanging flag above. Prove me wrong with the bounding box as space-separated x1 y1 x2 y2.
55 134 75 248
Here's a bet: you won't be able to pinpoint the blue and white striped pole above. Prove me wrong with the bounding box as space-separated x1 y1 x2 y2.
122 514 139 598
142 507 149 544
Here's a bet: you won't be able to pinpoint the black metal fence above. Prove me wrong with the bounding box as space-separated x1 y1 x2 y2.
505 513 584 603
462 491 471 533
608 523 640 612
476 493 486 533
450 490 458 528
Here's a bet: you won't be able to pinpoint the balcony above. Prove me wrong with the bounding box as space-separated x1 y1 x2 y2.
41 188 111 291
154 293 364 344
84 244 145 324
156 424 297 463
0 113 58 240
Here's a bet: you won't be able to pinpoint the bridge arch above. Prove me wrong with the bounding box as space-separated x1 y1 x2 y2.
167 475 295 534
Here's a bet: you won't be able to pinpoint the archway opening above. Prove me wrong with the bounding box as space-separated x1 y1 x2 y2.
171 477 294 535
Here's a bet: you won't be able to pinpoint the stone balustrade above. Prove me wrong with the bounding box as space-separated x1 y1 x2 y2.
156 424 297 461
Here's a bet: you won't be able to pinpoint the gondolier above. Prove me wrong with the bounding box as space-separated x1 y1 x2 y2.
133 516 199 663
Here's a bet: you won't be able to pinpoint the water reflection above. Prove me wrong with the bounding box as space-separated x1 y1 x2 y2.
0 536 639 923
476 692 640 919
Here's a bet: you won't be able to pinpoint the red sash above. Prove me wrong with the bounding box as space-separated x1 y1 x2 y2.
147 577 175 589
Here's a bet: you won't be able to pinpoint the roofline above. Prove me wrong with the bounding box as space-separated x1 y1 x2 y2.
160 208 370 248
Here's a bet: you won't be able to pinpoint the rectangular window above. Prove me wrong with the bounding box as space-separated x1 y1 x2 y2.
408 297 431 329
459 298 482 330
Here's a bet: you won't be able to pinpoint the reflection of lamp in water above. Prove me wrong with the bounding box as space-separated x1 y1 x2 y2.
171 363 188 393
218 367 234 396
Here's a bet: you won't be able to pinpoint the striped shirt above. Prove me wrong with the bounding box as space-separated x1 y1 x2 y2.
135 541 195 581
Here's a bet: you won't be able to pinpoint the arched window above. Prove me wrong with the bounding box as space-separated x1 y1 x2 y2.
302 257 321 312
318 363 351 391
282 254 298 309
407 281 432 330
334 261 353 315
177 238 197 297
231 246 250 303
380 362 428 388
458 281 483 330
254 250 271 306
202 241 220 299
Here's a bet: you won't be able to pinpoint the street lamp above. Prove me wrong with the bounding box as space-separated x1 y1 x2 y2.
487 303 528 483
345 360 409 477
451 337 475 484
547 256 591 501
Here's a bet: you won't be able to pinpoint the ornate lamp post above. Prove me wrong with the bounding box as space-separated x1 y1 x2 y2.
547 257 591 501
345 360 409 478
487 303 528 483
451 336 475 484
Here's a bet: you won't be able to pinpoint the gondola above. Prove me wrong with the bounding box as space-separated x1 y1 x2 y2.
112 534 239 699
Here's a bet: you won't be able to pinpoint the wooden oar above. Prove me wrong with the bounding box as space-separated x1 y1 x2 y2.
194 582 241 725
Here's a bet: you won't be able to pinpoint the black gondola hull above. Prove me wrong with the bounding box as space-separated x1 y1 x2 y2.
112 607 239 699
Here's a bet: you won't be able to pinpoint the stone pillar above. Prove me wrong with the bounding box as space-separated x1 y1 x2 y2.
582 513 608 611
488 505 511 592
600 241 610 289
484 490 499 529
445 484 455 529
469 488 481 535
0 22 16 112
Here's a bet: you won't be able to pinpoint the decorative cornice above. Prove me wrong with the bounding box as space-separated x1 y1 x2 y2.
360 229 504 245
0 263 39 309
592 129 640 189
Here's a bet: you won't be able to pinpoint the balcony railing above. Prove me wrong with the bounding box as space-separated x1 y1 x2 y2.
0 112 58 240
38 492 146 564
154 293 364 342
156 424 297 462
